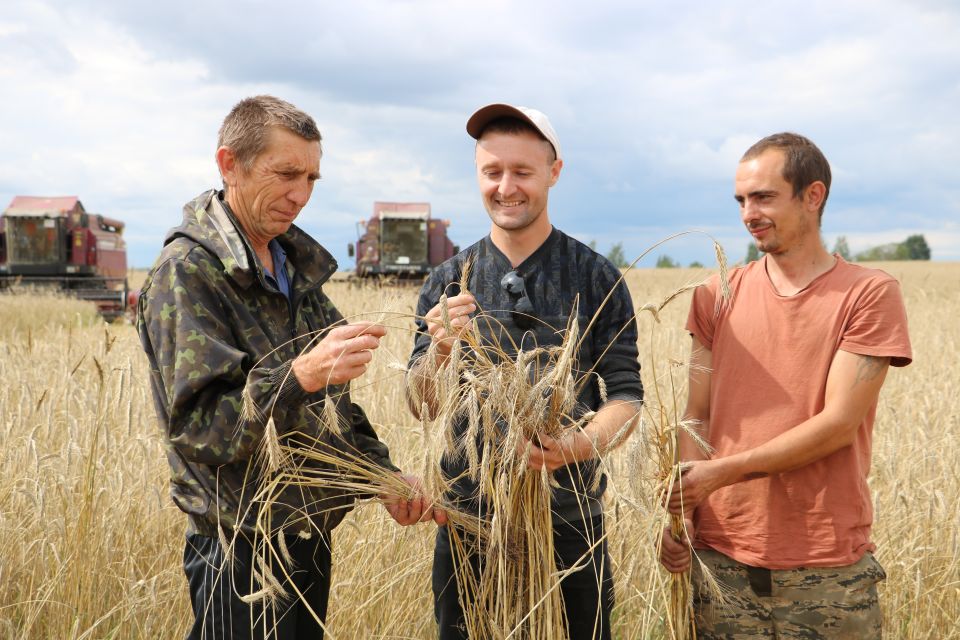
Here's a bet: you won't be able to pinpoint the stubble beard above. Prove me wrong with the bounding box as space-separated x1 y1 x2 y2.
486 199 544 233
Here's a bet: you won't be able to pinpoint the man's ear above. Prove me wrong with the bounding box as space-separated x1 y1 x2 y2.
804 181 826 213
548 158 564 187
216 146 240 188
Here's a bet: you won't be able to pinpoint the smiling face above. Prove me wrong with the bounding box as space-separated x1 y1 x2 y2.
475 129 562 235
218 126 322 252
734 149 824 256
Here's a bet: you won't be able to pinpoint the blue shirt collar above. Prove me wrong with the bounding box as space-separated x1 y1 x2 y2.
266 238 291 299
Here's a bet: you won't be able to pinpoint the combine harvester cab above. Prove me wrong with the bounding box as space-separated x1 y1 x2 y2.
0 196 130 321
349 201 457 279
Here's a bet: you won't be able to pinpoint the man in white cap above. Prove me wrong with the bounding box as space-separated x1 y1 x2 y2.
405 104 644 639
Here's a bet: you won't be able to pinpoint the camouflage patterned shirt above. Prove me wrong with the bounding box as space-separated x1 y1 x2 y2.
138 189 397 537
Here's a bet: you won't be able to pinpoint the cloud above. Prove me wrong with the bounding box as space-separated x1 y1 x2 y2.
0 6 221 192
1 0 957 269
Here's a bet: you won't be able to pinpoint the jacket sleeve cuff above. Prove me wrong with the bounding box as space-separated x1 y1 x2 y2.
269 360 311 407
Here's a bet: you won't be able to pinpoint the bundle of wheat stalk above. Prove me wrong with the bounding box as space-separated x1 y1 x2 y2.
355 255 594 637
640 239 730 640
418 301 590 639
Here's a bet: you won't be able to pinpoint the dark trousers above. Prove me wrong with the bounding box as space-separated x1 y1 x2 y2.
433 514 614 640
182 531 332 640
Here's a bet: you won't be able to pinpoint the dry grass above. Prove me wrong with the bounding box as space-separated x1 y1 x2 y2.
0 261 957 638
0 294 184 638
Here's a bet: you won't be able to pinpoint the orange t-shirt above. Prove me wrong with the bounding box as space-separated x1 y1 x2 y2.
686 255 912 569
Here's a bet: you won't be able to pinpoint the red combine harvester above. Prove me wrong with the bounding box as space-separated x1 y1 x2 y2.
0 196 130 320
348 201 457 278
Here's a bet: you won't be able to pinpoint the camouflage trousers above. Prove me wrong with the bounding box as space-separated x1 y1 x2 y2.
691 548 885 639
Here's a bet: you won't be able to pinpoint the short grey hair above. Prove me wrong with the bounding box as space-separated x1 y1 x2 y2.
217 95 322 171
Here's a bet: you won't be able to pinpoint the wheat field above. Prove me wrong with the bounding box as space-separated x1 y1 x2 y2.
0 261 956 639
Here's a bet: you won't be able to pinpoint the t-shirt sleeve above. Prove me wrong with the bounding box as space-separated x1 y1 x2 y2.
840 276 912 367
592 264 643 403
685 275 720 350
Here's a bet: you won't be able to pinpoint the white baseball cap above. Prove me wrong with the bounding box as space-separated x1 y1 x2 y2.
466 103 562 161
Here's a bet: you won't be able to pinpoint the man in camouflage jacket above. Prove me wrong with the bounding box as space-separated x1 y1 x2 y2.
138 96 431 639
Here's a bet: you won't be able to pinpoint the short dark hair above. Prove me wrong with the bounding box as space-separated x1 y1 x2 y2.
218 95 322 171
741 132 831 218
477 116 557 164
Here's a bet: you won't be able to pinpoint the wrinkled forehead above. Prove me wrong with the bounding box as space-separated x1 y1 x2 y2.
257 127 321 163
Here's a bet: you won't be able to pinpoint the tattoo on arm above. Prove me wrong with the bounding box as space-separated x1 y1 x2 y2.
853 355 888 386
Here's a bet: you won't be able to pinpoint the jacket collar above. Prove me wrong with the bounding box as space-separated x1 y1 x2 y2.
166 189 337 292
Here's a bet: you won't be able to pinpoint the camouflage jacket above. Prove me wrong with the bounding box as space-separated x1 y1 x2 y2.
138 189 397 538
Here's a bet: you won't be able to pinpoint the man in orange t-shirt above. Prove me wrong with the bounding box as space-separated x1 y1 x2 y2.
659 133 912 638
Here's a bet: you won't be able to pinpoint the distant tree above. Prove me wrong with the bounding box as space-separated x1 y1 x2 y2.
588 239 598 252
855 234 933 262
832 236 852 261
606 242 629 268
745 243 761 263
656 255 679 268
902 234 931 260
689 261 704 268
855 242 909 261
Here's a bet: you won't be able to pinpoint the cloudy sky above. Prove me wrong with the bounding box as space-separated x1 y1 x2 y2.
1 0 957 268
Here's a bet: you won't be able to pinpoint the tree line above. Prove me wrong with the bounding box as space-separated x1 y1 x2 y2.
744 234 931 264
588 241 703 269
587 234 932 270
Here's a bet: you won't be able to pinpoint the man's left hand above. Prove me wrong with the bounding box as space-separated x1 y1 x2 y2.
526 431 595 472
666 459 734 515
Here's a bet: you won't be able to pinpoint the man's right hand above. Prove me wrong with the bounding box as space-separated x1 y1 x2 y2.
659 518 695 573
292 322 387 392
424 293 476 358
382 473 449 526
